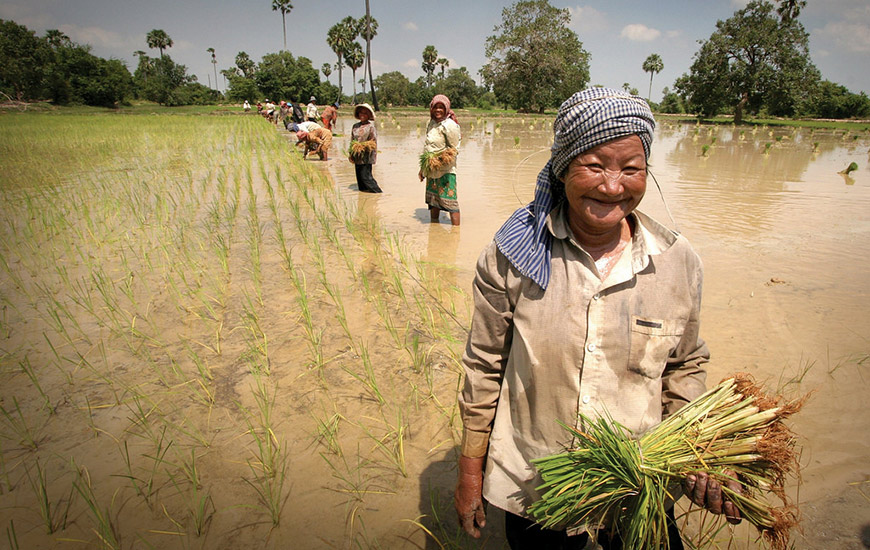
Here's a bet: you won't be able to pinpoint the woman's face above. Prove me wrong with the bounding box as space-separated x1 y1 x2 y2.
561 135 647 238
431 103 446 120
357 110 371 122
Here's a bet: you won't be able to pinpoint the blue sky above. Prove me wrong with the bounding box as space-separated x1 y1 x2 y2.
2 0 868 103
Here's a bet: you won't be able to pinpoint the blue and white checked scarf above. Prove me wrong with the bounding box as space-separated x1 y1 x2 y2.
493 88 656 290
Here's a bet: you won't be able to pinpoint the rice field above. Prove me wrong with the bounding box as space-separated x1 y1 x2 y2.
0 113 473 549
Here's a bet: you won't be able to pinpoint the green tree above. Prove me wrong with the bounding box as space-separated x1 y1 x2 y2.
345 42 364 104
658 86 684 114
439 67 482 109
776 0 805 22
373 70 412 106
254 50 319 104
0 19 49 100
326 16 358 98
421 45 437 87
272 0 293 51
145 29 173 58
675 0 818 122
142 55 191 105
807 80 870 119
359 6 379 110
642 53 663 101
321 62 332 83
481 0 590 112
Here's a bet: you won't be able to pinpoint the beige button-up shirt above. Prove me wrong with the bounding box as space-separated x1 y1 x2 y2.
459 205 708 520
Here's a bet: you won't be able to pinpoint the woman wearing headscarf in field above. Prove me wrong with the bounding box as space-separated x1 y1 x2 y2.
295 124 332 161
348 103 382 193
418 94 461 226
454 88 742 549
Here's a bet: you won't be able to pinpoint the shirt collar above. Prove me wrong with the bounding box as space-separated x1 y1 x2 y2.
547 203 678 273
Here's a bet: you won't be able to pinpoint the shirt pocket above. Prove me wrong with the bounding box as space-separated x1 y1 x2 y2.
628 315 684 379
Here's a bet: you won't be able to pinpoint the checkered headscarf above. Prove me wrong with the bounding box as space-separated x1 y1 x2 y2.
493 88 656 290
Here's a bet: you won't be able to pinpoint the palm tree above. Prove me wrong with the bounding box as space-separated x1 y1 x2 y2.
437 57 449 80
321 63 332 84
346 42 365 104
146 29 173 58
326 17 358 98
207 48 218 91
272 0 294 51
422 45 438 87
642 53 663 101
359 7 379 111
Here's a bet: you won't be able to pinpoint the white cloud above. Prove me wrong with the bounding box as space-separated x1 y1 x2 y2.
402 22 418 31
567 5 607 33
403 58 418 68
666 30 681 39
57 24 132 50
620 24 661 42
815 21 870 53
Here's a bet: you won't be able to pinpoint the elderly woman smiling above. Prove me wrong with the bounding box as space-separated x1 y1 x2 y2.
454 88 740 549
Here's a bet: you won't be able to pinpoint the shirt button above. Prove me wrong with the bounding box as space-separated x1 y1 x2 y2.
586 343 596 352
593 293 601 300
582 395 591 404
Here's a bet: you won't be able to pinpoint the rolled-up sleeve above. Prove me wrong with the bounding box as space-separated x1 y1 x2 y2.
459 243 515 457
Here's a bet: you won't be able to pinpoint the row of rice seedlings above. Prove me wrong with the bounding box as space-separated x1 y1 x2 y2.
115 427 172 510
167 448 214 537
72 461 122 550
358 406 409 478
25 458 74 534
241 373 289 526
0 396 47 451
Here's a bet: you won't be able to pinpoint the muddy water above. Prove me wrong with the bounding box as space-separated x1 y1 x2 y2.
323 114 870 548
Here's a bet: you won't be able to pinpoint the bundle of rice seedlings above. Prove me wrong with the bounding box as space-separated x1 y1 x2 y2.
529 373 806 550
418 147 457 176
348 140 377 161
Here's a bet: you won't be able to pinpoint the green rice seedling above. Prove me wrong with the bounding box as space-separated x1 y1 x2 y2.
319 448 393 503
701 144 710 157
311 408 344 456
361 408 408 477
372 296 402 349
6 519 19 550
168 449 214 537
72 463 121 550
0 396 45 450
402 487 467 550
241 412 289 525
19 357 53 414
405 331 435 373
25 458 73 533
514 136 521 147
114 426 172 509
342 341 385 406
813 141 820 152
764 142 773 154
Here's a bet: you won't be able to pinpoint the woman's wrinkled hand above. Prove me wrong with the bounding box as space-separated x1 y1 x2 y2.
684 471 742 525
454 455 486 537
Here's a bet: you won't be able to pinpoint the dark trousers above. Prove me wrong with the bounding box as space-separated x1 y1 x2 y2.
505 507 684 550
354 163 382 193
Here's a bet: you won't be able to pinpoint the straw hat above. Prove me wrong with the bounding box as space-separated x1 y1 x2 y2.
354 103 376 120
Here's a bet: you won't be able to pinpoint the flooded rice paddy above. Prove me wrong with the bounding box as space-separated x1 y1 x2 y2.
0 110 868 549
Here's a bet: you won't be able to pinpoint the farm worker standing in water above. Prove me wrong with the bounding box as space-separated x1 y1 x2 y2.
418 94 461 226
454 87 742 549
306 96 319 122
321 101 339 131
348 103 382 193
